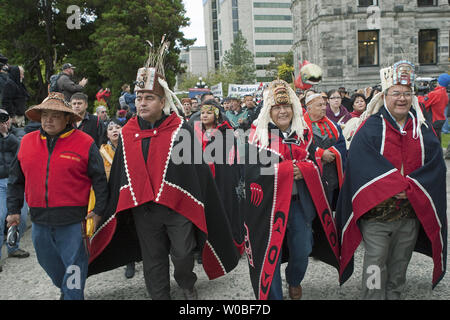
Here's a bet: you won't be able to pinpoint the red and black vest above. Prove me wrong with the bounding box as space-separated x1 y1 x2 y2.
18 129 93 208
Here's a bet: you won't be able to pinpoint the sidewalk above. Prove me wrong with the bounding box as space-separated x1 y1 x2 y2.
1 161 449 300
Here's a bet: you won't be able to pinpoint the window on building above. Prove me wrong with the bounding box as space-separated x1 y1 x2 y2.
419 29 438 65
253 2 291 8
358 0 378 6
255 40 293 45
417 0 437 6
358 30 379 67
254 15 292 21
232 8 239 19
232 20 239 33
255 27 293 33
256 52 288 58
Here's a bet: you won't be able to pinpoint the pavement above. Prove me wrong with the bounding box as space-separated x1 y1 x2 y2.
0 160 449 300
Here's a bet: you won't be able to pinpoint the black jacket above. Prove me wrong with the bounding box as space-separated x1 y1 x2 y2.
1 66 29 116
75 113 105 148
0 131 19 178
0 71 8 105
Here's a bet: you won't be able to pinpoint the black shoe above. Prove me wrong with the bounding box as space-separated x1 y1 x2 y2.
8 249 30 258
125 262 135 279
0 265 3 272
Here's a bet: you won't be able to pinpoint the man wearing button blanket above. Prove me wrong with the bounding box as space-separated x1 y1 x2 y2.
87 40 240 300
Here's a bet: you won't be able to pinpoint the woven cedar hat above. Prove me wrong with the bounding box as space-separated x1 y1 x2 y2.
25 92 82 123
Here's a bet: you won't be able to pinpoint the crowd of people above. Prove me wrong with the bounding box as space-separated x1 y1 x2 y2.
0 48 448 301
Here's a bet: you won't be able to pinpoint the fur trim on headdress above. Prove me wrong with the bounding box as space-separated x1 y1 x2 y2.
252 79 307 148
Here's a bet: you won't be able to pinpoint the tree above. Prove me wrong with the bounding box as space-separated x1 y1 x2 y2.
0 0 104 105
223 30 255 84
177 69 238 98
265 51 294 83
90 0 194 112
0 0 193 113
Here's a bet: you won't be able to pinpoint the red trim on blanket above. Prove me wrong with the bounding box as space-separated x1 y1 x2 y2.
406 178 445 287
258 161 293 300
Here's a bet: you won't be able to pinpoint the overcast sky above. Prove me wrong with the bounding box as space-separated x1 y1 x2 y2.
181 0 206 46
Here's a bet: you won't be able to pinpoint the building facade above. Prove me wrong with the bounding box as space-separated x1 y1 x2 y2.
179 46 209 77
203 0 294 82
291 0 450 91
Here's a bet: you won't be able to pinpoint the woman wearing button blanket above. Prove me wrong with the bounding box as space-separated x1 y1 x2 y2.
243 79 340 300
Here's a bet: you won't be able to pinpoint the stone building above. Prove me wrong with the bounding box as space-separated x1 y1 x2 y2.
291 0 450 91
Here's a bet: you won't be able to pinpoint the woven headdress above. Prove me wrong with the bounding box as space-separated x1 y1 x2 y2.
135 35 182 116
252 79 307 148
347 60 427 146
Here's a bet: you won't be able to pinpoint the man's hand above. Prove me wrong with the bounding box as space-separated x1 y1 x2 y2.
321 149 336 163
79 78 88 87
293 163 303 180
86 211 102 231
0 121 9 137
6 214 20 228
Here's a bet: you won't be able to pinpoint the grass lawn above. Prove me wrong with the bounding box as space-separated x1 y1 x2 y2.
442 133 450 149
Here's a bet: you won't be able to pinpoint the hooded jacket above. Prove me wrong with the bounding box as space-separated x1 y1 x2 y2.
1 66 29 116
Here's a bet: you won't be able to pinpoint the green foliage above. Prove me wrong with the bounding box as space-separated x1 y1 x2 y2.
442 132 450 149
266 51 294 83
222 30 255 84
0 0 193 115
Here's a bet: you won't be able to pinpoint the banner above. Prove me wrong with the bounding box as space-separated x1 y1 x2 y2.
228 84 261 97
211 82 223 98
188 88 210 100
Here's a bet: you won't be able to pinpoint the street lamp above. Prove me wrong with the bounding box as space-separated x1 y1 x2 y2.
195 77 208 89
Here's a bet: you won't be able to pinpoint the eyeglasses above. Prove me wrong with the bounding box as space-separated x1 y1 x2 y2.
271 105 292 112
386 91 413 98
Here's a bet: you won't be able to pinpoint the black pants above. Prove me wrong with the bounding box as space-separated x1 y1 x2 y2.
132 203 197 300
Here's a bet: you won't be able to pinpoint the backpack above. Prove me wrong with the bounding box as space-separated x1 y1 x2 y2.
49 73 62 93
119 92 129 109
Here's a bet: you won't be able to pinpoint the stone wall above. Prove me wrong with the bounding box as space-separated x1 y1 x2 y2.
292 0 450 92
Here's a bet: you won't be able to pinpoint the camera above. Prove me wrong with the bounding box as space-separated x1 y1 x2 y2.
416 77 437 96
372 85 382 92
7 225 19 247
0 112 9 123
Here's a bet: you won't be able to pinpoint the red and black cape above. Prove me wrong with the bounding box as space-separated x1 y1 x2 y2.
87 113 240 280
243 124 340 300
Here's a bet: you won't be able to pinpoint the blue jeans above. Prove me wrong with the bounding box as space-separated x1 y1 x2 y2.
0 178 28 259
32 222 89 300
268 181 315 300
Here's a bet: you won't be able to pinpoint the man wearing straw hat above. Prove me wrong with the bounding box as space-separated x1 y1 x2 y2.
6 92 108 300
337 61 447 299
